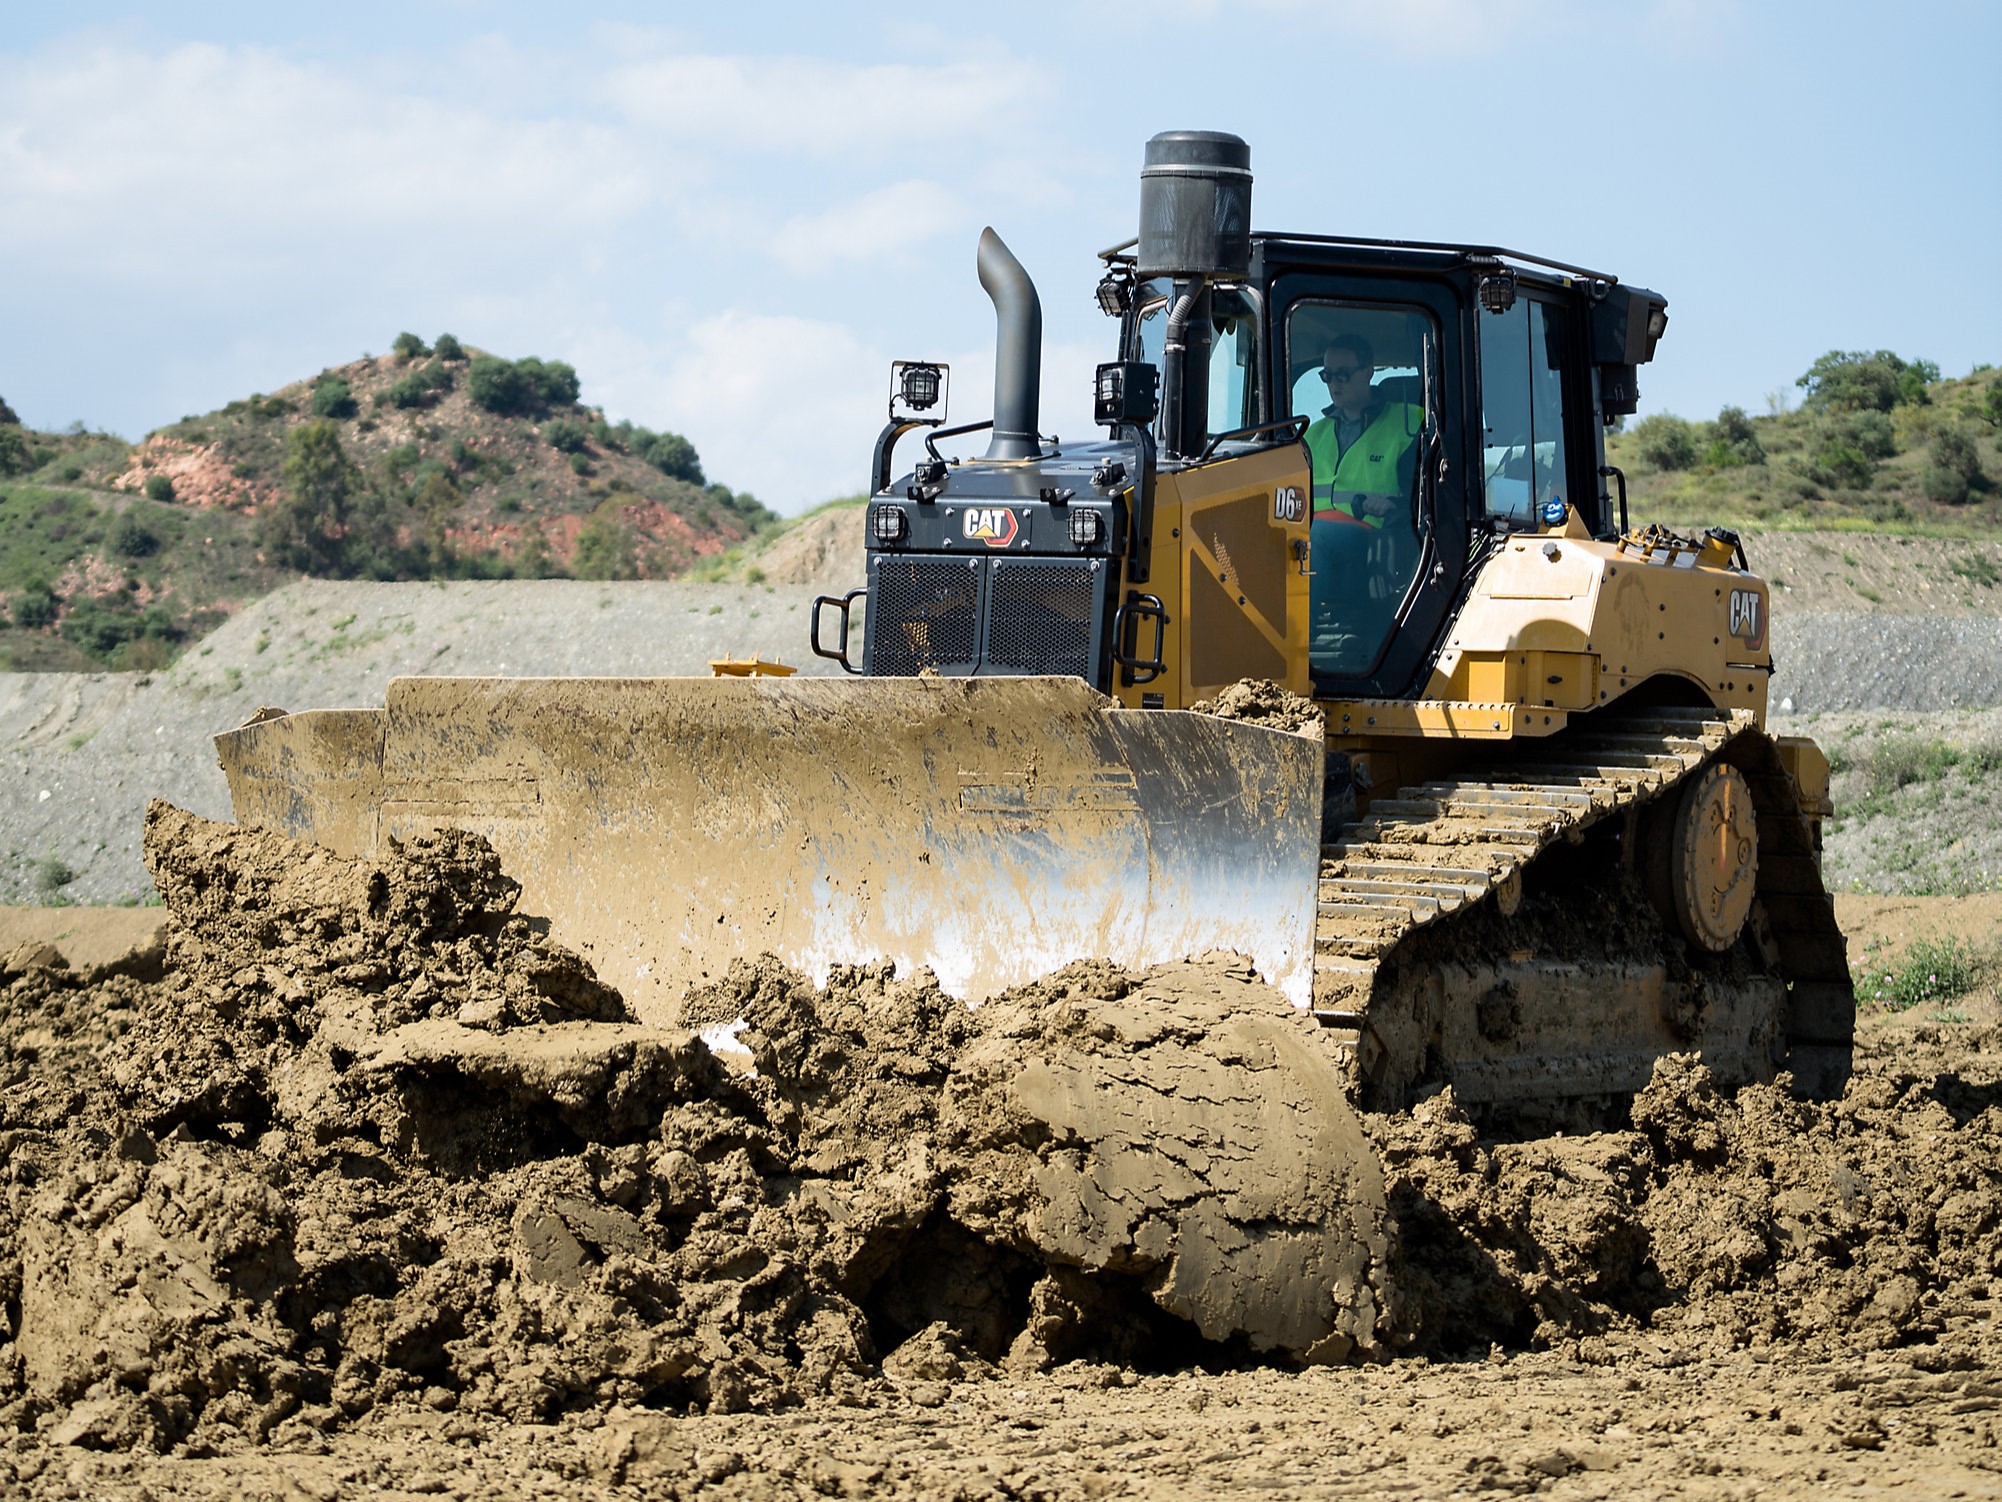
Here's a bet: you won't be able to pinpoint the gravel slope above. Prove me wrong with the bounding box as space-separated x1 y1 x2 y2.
5 527 2000 902
2 580 846 903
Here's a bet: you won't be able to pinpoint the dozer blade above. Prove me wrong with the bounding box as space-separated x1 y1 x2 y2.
215 676 1325 1027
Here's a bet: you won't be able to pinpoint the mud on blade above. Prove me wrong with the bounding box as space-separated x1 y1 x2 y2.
215 676 1324 1026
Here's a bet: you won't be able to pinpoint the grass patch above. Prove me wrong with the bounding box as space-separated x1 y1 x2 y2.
1855 932 1981 1012
1836 734 2002 821
1951 553 2001 588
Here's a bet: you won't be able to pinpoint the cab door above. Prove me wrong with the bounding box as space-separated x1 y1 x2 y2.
1269 273 1468 700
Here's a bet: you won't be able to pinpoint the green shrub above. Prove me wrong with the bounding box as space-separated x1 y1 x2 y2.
543 417 589 453
33 855 75 896
467 355 581 416
257 395 291 420
434 333 464 362
392 331 430 361
0 394 19 425
109 513 159 558
1633 414 1697 471
1705 405 1765 467
1806 409 1896 488
384 443 420 480
466 356 529 415
311 376 357 419
143 473 175 502
0 426 29 477
59 596 179 660
383 361 453 410
60 463 83 482
599 419 706 485
10 585 57 629
573 507 640 580
568 452 591 475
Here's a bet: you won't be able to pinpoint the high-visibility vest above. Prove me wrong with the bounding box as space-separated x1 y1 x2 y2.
1304 402 1422 527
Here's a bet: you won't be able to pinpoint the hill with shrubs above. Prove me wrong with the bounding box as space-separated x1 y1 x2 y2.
0 336 776 670
1617 351 2001 533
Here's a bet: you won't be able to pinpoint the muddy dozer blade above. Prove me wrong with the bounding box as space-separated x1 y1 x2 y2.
215 676 1324 1027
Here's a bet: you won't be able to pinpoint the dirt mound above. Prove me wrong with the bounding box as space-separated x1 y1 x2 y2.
4 805 2001 1466
0 807 1391 1454
1375 1047 2002 1360
1189 678 1325 736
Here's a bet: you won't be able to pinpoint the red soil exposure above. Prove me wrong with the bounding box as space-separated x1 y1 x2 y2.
113 436 266 513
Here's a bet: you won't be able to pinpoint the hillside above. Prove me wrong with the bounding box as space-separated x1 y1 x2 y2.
0 337 777 670
1616 357 2002 534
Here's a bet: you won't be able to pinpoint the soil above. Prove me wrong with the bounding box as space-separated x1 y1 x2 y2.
4 814 2001 1498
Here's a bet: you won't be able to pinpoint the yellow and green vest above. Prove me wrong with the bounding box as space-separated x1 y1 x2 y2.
1304 403 1421 526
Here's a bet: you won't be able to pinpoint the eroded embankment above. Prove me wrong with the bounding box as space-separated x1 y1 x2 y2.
0 805 1998 1456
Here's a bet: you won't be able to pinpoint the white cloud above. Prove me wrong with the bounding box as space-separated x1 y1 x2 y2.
0 40 651 288
649 310 890 510
770 180 963 273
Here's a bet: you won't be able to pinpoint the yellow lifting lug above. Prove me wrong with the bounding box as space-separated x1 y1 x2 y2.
709 655 799 678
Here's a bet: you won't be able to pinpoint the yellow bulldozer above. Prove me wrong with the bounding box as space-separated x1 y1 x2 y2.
217 129 1850 1125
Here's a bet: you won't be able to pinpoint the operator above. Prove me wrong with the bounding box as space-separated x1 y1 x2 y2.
1302 334 1422 524
1302 334 1425 674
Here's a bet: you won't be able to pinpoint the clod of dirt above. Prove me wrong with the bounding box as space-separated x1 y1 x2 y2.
943 962 1393 1365
1188 678 1326 736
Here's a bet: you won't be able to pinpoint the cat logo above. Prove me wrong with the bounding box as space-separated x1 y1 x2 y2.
1728 588 1766 650
962 507 1020 547
1273 485 1305 523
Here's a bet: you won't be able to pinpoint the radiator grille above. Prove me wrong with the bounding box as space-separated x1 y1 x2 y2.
986 562 1096 677
871 558 980 675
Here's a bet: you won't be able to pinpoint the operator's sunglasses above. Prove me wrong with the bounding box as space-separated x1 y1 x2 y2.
1321 365 1368 383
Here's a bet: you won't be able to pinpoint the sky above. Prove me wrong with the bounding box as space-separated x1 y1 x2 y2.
2 1 1997 514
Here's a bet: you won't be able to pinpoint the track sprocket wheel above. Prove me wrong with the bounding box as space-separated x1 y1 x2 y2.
1650 761 1760 953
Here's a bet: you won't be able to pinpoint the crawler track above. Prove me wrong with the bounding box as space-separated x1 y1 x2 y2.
1311 708 1853 1112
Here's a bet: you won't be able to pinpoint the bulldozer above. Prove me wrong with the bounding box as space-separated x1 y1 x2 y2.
216 129 1851 1123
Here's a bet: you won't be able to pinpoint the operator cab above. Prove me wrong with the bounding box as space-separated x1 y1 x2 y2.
1120 234 1662 697
821 130 1667 708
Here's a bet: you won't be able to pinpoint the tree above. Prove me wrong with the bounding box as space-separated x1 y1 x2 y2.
392 331 430 361
542 417 588 453
1796 350 1938 413
262 421 363 573
0 394 19 425
434 332 464 361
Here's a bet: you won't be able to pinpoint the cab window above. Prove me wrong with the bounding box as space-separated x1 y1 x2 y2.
1134 285 1261 441
1478 297 1575 527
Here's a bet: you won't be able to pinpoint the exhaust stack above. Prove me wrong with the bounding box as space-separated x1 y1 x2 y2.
977 228 1042 461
